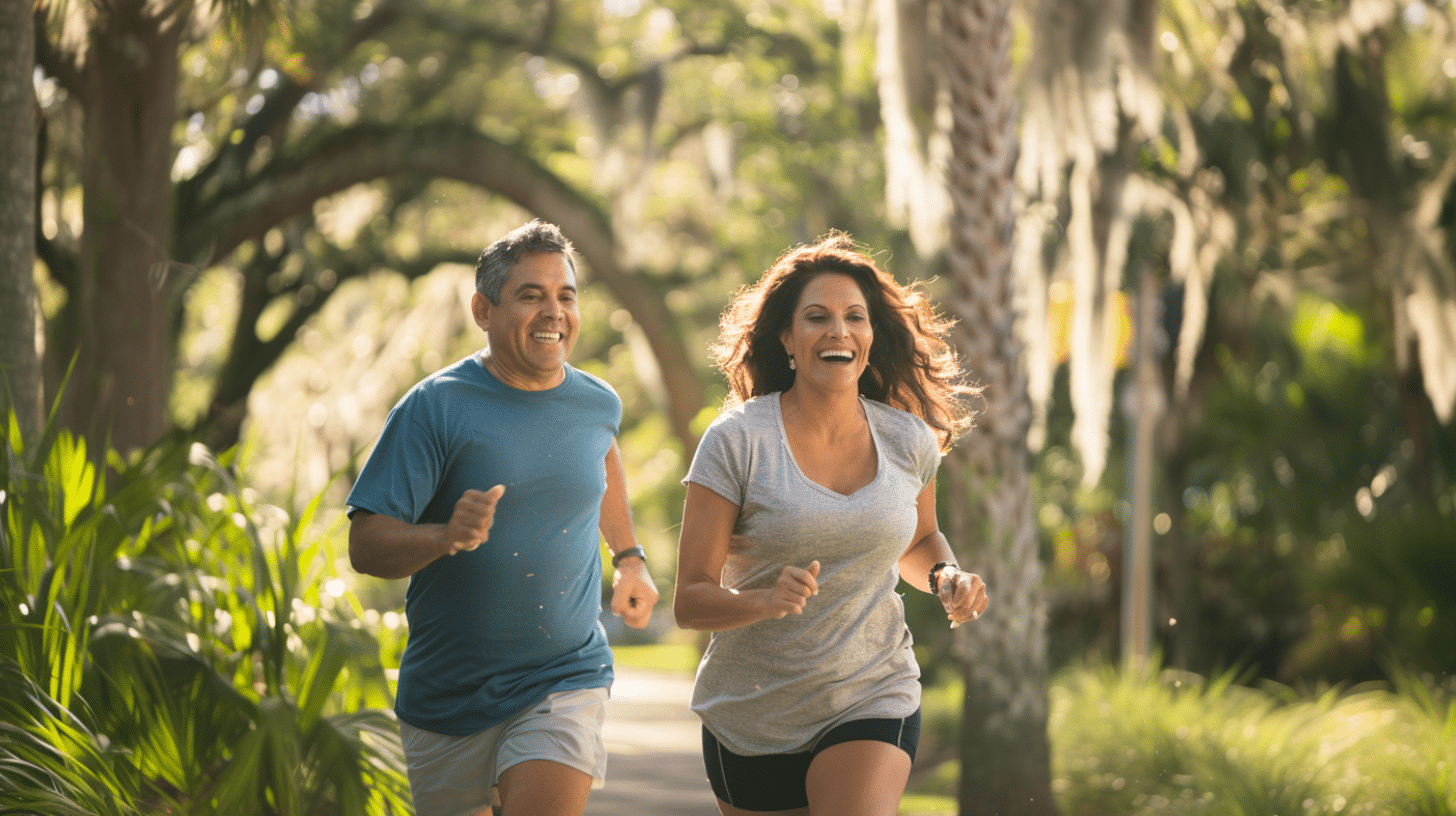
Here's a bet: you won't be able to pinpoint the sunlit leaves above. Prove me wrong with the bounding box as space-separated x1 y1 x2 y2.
0 661 134 816
1050 662 1456 816
1291 293 1371 373
0 417 408 814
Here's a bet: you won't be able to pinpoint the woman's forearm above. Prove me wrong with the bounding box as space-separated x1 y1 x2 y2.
673 580 775 632
898 531 958 593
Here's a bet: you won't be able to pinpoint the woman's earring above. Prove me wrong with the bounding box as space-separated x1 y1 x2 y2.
788 355 796 370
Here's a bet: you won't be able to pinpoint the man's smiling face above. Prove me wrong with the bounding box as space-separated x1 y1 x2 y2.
473 251 579 390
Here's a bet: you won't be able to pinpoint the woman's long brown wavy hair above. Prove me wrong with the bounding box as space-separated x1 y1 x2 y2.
712 232 979 451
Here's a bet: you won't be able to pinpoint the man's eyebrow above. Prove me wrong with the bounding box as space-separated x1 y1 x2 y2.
512 282 577 295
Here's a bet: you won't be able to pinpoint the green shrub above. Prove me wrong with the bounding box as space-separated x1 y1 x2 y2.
1 411 409 814
1049 660 1456 816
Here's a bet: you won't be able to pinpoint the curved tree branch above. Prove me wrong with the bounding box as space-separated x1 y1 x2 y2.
179 122 706 452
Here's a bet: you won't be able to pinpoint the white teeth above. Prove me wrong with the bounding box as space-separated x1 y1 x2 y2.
819 350 853 361
531 332 562 341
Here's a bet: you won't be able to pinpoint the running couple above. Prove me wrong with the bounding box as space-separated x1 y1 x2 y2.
348 220 990 816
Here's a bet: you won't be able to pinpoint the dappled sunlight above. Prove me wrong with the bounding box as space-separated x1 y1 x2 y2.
238 267 476 504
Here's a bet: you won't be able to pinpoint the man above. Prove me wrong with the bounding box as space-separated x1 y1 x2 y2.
347 219 658 816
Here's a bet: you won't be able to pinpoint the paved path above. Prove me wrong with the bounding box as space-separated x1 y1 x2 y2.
587 668 720 816
587 668 953 816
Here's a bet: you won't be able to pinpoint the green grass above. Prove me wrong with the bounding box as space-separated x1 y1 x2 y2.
610 641 702 675
899 792 957 814
1048 662 1456 816
909 660 1455 816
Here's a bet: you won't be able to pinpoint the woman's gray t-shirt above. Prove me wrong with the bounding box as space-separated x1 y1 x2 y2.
683 392 942 755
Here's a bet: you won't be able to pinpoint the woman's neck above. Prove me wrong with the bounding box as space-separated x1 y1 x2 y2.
779 385 864 438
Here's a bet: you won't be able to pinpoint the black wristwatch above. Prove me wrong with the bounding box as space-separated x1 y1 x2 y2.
929 561 956 594
612 546 647 568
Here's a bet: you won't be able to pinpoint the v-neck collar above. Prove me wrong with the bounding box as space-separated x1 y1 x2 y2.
771 392 882 499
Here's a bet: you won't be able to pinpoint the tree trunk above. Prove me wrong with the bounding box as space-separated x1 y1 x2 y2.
58 3 182 452
940 0 1058 814
0 0 41 442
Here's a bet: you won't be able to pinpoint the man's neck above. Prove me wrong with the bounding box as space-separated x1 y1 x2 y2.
478 350 566 391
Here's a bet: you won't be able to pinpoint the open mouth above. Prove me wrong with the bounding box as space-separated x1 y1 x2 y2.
531 331 564 342
818 350 854 363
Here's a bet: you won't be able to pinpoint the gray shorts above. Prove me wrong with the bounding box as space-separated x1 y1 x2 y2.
399 687 609 816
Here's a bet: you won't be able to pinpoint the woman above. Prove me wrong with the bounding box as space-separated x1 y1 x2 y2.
673 232 991 816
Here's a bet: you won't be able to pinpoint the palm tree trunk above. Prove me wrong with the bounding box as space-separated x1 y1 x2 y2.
940 0 1057 813
59 2 183 452
0 0 41 441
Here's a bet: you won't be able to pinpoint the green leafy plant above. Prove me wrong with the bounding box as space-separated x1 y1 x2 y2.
1049 660 1456 816
1 408 409 814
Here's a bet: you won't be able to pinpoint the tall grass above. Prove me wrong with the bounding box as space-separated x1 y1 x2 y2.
907 660 1453 815
1049 660 1456 816
1 411 409 814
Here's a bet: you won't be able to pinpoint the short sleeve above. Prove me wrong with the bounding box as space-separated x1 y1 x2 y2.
913 417 943 489
683 411 749 507
346 392 444 523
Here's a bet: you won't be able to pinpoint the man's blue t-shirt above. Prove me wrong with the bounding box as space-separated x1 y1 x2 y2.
347 355 620 735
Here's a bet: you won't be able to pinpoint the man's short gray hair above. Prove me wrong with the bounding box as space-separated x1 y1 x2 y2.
475 220 577 305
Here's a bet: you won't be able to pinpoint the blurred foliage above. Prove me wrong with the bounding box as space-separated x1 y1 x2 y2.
605 641 703 675
1047 661 1456 816
910 660 1456 815
0 409 409 814
1014 0 1456 688
1031 279 1456 684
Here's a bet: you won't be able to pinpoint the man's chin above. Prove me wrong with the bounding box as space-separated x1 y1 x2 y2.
528 354 570 373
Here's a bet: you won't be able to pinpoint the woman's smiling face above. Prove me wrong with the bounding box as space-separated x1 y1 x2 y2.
780 272 873 392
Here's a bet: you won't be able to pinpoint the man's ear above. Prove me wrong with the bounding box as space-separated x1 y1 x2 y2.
471 292 491 333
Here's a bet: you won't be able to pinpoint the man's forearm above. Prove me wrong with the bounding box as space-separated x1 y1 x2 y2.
349 512 450 580
599 439 640 561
